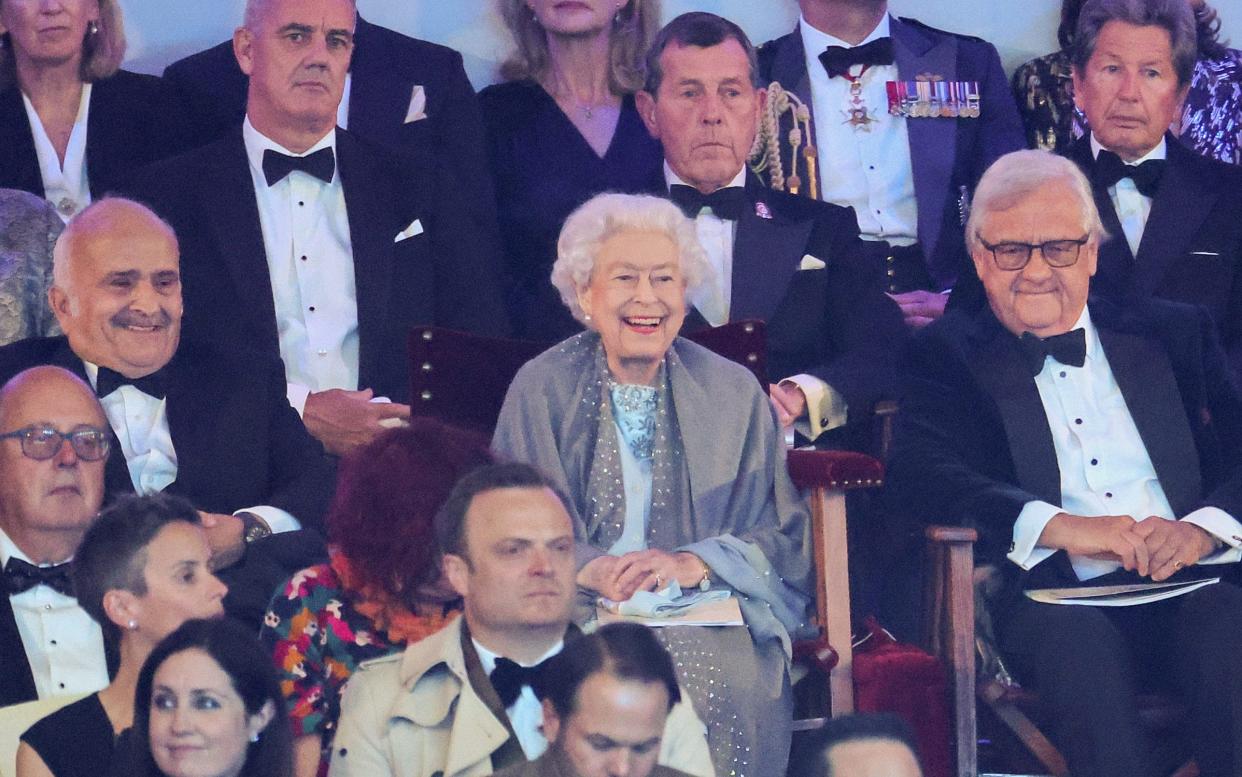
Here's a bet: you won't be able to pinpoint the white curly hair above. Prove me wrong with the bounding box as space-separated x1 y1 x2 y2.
551 193 712 325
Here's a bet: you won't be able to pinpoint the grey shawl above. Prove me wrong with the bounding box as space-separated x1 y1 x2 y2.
0 189 60 345
493 332 815 656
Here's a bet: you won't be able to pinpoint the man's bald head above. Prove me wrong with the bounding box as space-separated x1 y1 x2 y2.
48 198 183 378
0 367 109 564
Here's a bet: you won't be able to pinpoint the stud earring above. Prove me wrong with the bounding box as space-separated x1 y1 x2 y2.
87 21 99 36
127 620 137 630
249 732 260 743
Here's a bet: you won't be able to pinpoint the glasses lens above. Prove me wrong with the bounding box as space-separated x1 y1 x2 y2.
20 429 63 460
993 244 1031 271
70 430 110 461
1042 240 1082 267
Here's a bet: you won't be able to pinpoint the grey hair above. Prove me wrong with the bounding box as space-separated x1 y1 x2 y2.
243 0 356 29
551 193 712 325
1073 0 1198 87
966 150 1107 251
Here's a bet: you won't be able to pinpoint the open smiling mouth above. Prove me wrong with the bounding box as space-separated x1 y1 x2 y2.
623 316 663 333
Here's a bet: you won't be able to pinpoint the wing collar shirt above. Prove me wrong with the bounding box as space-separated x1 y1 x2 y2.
1008 308 1242 578
472 637 564 760
243 117 359 417
23 83 92 223
83 361 300 534
1091 133 1165 258
798 14 917 246
0 526 107 699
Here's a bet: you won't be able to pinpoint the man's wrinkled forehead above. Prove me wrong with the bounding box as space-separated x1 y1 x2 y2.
250 0 356 34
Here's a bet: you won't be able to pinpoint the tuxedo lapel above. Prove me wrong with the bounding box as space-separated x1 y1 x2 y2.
345 17 405 142
0 593 37 706
161 354 206 502
0 86 45 197
731 180 809 322
1067 139 1134 295
966 315 1062 507
893 17 957 263
336 131 394 391
85 78 125 198
1133 141 1216 298
198 132 280 350
1096 323 1202 516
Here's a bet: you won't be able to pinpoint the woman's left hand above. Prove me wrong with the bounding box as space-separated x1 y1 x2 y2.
612 549 709 594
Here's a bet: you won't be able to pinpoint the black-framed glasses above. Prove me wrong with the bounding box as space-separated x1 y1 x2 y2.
0 426 111 461
976 234 1090 271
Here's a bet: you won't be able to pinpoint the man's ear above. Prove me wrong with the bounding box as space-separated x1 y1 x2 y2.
233 27 255 76
540 697 562 743
442 553 470 599
48 285 72 329
636 90 660 139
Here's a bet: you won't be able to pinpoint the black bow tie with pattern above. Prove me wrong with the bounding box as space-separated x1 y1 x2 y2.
3 557 74 597
668 184 748 221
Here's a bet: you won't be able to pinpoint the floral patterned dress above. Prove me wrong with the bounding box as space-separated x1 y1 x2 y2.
1012 48 1242 166
261 555 458 776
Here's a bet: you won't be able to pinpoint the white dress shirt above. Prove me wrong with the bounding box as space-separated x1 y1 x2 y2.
1008 309 1242 579
23 84 92 223
0 527 107 699
799 15 918 245
1091 134 1165 257
83 362 300 534
472 637 564 759
243 118 359 416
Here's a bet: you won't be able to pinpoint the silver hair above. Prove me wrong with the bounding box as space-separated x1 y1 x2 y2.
551 193 712 325
243 0 356 29
1073 0 1198 87
966 150 1108 251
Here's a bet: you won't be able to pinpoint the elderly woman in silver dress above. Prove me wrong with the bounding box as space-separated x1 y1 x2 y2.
493 192 813 777
0 188 60 344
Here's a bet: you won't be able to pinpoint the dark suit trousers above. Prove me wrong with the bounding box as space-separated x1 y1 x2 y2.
997 581 1242 777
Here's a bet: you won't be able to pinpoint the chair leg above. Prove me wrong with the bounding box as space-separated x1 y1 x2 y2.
945 541 977 777
978 679 1069 777
813 489 854 716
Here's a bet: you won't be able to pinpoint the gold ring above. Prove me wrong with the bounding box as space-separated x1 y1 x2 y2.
654 574 663 588
1174 560 1184 569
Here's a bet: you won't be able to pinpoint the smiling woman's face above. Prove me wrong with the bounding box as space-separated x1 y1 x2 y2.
0 0 99 69
149 648 272 777
577 230 686 386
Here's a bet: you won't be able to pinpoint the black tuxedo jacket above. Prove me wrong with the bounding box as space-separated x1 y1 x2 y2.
757 16 1025 288
1065 135 1242 373
118 127 509 403
161 15 495 219
0 336 334 530
0 70 192 200
677 174 905 439
886 298 1242 603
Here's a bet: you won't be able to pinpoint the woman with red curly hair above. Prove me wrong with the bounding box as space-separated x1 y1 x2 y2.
259 420 494 777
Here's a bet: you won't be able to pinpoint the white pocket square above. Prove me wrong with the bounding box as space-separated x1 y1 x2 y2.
403 85 428 124
395 219 424 243
1190 251 1221 257
799 254 826 271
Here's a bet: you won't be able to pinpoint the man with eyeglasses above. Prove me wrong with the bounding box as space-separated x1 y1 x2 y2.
0 366 111 706
0 198 334 627
886 149 1242 777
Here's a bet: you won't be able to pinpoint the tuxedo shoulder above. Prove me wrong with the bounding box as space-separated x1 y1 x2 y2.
757 28 800 68
1091 296 1210 339
762 187 856 225
0 336 71 382
896 16 993 46
100 69 168 94
361 22 464 67
163 40 235 77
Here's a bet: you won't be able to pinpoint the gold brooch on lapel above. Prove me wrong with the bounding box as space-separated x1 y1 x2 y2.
755 201 773 220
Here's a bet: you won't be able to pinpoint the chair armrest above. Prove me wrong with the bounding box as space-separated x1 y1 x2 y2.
786 449 884 491
926 526 978 544
792 636 841 675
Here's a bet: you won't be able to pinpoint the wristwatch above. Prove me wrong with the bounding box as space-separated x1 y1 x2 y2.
237 512 272 545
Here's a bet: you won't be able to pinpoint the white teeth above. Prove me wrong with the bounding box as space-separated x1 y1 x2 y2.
626 317 660 326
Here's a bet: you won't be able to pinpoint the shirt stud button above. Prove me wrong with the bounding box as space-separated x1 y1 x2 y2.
1091 458 1098 465
1059 371 1067 378
1074 418 1083 425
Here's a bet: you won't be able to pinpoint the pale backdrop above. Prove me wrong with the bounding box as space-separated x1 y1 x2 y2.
122 0 1242 87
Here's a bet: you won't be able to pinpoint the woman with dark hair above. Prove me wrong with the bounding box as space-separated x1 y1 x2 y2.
260 420 494 777
0 0 190 220
16 494 227 777
1012 0 1242 164
132 618 292 777
480 0 665 342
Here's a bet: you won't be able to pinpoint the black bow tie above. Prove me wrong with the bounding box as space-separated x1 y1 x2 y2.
489 656 551 708
818 37 895 79
668 184 748 221
96 365 167 399
1093 150 1165 198
4 557 74 597
262 147 336 186
1019 328 1087 377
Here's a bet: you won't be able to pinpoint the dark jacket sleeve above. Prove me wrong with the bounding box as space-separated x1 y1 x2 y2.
257 355 336 534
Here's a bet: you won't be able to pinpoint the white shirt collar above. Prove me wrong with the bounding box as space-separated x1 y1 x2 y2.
663 162 747 194
1090 134 1167 164
799 12 891 52
242 117 338 184
0 525 71 567
471 636 564 677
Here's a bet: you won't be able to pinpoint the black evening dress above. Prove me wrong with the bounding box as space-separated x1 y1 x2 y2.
480 80 665 342
20 693 119 777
